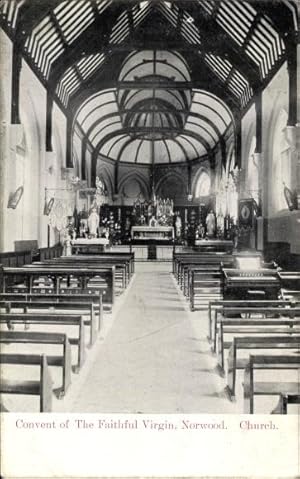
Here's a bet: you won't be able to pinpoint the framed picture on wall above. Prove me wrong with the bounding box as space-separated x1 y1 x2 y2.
7 186 24 209
43 197 55 216
283 185 296 211
238 198 255 229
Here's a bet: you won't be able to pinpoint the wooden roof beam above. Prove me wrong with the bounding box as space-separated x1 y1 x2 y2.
177 0 261 88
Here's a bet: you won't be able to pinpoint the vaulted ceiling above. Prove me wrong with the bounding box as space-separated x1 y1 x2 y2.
0 0 298 167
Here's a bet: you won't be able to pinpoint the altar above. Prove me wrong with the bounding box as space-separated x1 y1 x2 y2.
131 226 175 243
71 238 109 254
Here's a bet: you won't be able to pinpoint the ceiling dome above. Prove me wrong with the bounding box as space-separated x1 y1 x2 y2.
117 51 192 141
75 50 234 165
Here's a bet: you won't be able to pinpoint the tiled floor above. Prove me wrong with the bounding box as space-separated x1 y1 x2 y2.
70 262 238 413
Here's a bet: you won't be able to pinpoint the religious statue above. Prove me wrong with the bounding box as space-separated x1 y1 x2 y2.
88 207 100 238
93 176 107 210
175 214 182 239
206 210 216 238
149 216 158 227
63 231 72 256
230 222 239 250
199 223 205 239
147 202 154 218
79 219 88 238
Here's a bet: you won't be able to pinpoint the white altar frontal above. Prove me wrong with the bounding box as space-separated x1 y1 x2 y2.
131 226 174 242
71 238 109 254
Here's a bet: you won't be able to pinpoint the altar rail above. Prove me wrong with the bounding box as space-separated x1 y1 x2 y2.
39 244 63 261
0 250 33 267
0 244 63 267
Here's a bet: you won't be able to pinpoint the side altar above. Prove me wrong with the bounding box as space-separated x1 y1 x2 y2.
71 238 109 254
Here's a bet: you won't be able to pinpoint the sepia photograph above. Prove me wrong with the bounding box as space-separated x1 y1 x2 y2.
0 0 299 477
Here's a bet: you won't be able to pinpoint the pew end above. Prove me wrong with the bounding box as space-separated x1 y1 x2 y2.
0 354 53 412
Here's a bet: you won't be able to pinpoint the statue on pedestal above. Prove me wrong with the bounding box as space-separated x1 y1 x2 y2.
88 207 100 238
206 210 216 238
149 216 157 227
175 214 182 239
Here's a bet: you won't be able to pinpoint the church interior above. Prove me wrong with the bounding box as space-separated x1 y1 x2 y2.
0 0 299 415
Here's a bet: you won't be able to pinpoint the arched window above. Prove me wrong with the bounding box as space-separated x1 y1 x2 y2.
120 176 147 206
272 109 291 212
72 151 80 178
195 171 211 197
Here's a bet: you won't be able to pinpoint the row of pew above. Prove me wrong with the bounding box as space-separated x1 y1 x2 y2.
0 251 135 412
173 251 300 311
209 297 300 414
173 251 234 310
173 250 300 414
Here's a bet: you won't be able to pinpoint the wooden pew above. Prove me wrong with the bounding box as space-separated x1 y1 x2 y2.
54 252 135 274
189 268 222 311
226 335 300 400
212 306 300 353
243 354 300 414
0 265 115 306
175 254 233 287
172 252 233 280
275 393 300 413
0 291 103 326
184 264 221 297
280 290 300 301
278 271 300 291
49 260 128 290
0 313 85 372
0 330 72 398
0 354 52 412
193 240 234 253
208 299 296 343
217 317 300 373
173 253 234 312
0 300 98 346
39 255 131 290
25 262 117 292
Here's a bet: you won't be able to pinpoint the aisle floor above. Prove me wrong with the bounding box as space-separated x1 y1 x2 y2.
70 263 238 413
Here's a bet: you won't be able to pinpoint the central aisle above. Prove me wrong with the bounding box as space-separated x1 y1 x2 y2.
71 262 238 413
